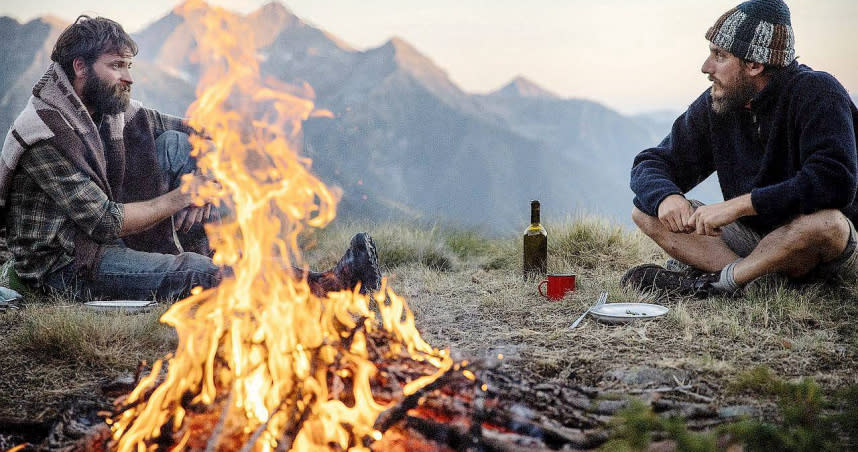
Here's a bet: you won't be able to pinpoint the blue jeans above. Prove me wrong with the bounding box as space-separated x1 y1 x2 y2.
43 131 222 301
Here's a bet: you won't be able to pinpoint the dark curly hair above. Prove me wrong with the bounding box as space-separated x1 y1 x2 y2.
50 15 138 81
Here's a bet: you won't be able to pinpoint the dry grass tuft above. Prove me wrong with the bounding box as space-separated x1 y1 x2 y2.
547 215 664 272
303 221 458 271
0 301 174 422
11 304 175 369
303 220 516 272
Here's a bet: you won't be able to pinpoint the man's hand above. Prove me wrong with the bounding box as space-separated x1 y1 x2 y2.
686 194 756 236
657 194 694 233
120 172 219 237
182 171 219 204
174 204 212 232
174 171 218 232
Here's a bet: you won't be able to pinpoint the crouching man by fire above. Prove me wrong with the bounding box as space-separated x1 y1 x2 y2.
0 15 380 301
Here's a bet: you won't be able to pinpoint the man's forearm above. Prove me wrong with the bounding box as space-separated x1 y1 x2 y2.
685 193 758 236
119 187 190 237
727 193 757 218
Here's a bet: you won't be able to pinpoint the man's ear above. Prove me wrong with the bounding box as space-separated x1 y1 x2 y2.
72 57 88 80
745 60 766 77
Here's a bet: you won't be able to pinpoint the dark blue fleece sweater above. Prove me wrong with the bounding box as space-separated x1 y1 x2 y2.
631 62 858 234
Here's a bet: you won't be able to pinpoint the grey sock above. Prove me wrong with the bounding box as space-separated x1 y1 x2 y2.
711 258 743 294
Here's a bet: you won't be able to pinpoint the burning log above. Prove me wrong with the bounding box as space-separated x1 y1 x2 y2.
202 391 234 452
373 364 459 433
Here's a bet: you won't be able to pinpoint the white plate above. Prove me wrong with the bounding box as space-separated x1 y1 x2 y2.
83 300 157 312
589 302 669 324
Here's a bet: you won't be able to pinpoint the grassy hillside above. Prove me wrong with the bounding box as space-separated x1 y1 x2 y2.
1 216 856 449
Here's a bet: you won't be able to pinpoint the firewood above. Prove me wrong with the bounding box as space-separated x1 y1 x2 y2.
403 415 481 451
373 365 459 433
203 390 233 452
276 390 315 452
342 317 368 350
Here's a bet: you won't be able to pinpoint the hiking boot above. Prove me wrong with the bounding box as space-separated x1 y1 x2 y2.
621 264 720 298
334 232 382 294
664 258 707 277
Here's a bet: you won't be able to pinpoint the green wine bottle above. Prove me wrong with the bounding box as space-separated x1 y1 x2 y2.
523 200 547 277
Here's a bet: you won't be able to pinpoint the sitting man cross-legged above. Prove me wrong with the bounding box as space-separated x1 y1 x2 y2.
623 0 858 298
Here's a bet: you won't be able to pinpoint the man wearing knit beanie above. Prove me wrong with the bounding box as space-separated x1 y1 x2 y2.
623 0 858 298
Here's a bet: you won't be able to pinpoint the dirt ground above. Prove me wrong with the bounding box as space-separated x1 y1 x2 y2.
393 264 858 419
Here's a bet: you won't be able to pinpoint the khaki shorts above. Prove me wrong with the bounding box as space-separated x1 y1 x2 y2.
689 200 858 283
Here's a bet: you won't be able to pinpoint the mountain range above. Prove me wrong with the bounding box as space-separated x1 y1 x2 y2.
0 2 742 232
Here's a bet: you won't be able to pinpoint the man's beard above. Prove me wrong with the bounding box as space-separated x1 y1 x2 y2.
81 71 130 116
710 72 755 115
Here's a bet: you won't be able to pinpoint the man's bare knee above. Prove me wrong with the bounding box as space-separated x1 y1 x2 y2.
780 210 848 258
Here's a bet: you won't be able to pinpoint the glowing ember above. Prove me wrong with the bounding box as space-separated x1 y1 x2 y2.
107 1 451 450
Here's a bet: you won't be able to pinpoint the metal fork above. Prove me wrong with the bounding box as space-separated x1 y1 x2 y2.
569 291 608 329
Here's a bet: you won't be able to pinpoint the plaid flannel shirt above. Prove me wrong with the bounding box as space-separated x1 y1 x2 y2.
5 108 189 284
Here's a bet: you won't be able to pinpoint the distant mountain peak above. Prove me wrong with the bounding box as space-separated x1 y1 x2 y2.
385 36 420 55
363 36 476 113
378 36 440 73
247 0 303 47
248 2 355 51
258 1 291 14
492 76 559 99
249 1 302 25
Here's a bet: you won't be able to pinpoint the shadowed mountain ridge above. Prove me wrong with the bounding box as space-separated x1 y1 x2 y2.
0 3 682 230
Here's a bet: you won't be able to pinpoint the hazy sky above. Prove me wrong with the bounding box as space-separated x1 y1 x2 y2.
2 0 855 114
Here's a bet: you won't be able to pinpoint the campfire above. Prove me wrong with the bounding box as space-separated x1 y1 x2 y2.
105 1 458 450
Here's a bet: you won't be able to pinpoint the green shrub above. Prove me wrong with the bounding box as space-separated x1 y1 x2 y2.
600 400 717 452
728 375 841 452
833 385 858 450
601 400 663 451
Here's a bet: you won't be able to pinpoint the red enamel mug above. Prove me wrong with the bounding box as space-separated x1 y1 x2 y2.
538 273 576 301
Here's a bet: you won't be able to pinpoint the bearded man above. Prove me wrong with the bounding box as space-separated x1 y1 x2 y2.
623 0 858 297
0 16 380 301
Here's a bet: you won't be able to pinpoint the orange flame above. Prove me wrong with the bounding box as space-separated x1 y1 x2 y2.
108 1 451 450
